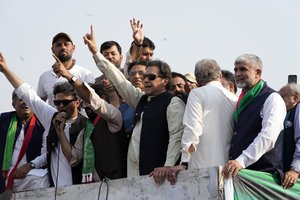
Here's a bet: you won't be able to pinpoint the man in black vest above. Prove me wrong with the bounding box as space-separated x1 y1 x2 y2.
0 53 86 187
223 54 286 179
0 91 47 193
83 26 185 177
279 83 300 189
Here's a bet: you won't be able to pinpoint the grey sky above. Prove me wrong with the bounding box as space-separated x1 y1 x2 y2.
1 0 299 112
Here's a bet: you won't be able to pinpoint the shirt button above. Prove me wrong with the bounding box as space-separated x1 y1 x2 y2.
234 132 236 135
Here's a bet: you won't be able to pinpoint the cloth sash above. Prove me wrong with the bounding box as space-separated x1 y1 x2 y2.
82 115 100 183
233 80 264 122
2 114 18 175
6 115 36 190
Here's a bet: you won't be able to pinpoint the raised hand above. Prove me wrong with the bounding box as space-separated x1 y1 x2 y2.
52 54 73 79
130 18 144 45
83 25 98 54
0 52 9 73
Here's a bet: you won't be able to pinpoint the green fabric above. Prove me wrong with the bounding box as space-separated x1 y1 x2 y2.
233 169 300 200
82 120 95 181
2 114 18 171
233 80 264 122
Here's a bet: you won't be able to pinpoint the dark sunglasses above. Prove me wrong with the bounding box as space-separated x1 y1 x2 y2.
144 74 162 81
53 99 75 106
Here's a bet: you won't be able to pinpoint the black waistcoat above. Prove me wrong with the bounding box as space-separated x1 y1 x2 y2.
91 117 126 180
47 113 86 186
133 92 173 175
229 83 282 174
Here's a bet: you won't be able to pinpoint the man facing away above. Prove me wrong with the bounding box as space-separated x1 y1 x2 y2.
223 54 286 180
83 26 185 177
150 59 237 184
0 91 48 193
37 32 94 107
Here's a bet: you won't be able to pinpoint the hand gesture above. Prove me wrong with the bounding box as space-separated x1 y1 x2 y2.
83 25 98 54
130 18 144 45
53 112 66 137
52 54 73 79
0 52 9 73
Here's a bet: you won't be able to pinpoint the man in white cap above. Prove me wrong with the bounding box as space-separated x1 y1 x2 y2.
184 73 198 90
37 32 95 107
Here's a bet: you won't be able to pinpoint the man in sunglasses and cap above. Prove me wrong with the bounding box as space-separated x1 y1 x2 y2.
0 52 87 187
83 26 185 177
37 32 95 108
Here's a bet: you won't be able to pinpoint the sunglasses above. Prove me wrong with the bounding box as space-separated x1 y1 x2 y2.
53 99 75 106
144 74 162 81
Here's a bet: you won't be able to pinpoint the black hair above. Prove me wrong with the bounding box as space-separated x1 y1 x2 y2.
222 70 237 93
127 60 148 74
100 41 122 54
53 82 77 99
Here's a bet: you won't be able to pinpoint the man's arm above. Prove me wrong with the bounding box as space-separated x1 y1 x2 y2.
164 97 185 166
181 90 204 163
83 25 144 108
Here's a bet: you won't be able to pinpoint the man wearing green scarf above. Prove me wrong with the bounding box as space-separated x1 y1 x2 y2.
0 91 48 194
223 54 286 181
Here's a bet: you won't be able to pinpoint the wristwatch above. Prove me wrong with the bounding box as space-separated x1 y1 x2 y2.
181 162 189 170
68 76 77 84
30 162 36 169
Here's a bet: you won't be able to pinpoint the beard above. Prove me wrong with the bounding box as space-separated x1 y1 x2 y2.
57 54 72 62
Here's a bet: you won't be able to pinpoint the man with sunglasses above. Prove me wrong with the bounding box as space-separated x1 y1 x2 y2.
0 53 86 187
83 26 185 177
52 55 125 181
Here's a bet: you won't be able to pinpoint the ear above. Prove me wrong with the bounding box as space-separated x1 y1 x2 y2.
162 78 169 87
256 68 262 77
120 54 123 60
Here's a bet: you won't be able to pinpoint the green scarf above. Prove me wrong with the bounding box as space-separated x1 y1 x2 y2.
82 119 96 183
233 80 264 122
2 114 18 172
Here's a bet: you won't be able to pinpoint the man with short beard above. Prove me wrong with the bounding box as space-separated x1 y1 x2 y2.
37 32 95 107
168 72 189 103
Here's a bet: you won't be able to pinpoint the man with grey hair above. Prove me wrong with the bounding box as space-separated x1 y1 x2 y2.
150 59 237 184
223 54 286 182
278 83 300 189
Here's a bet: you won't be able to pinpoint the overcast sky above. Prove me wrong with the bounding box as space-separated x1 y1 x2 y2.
1 0 299 112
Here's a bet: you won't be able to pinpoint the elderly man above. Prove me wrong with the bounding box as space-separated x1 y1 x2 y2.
223 54 286 181
83 26 185 177
150 59 237 185
279 83 300 189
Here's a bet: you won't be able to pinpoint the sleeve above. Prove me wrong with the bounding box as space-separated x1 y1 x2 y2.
236 93 286 168
14 83 56 129
291 104 300 171
84 82 123 133
164 97 185 166
180 90 203 162
31 152 47 169
92 52 144 108
70 128 84 166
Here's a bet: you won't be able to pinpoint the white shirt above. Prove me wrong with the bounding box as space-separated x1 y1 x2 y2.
236 92 286 168
181 81 237 169
92 52 185 177
37 64 95 107
15 83 83 186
